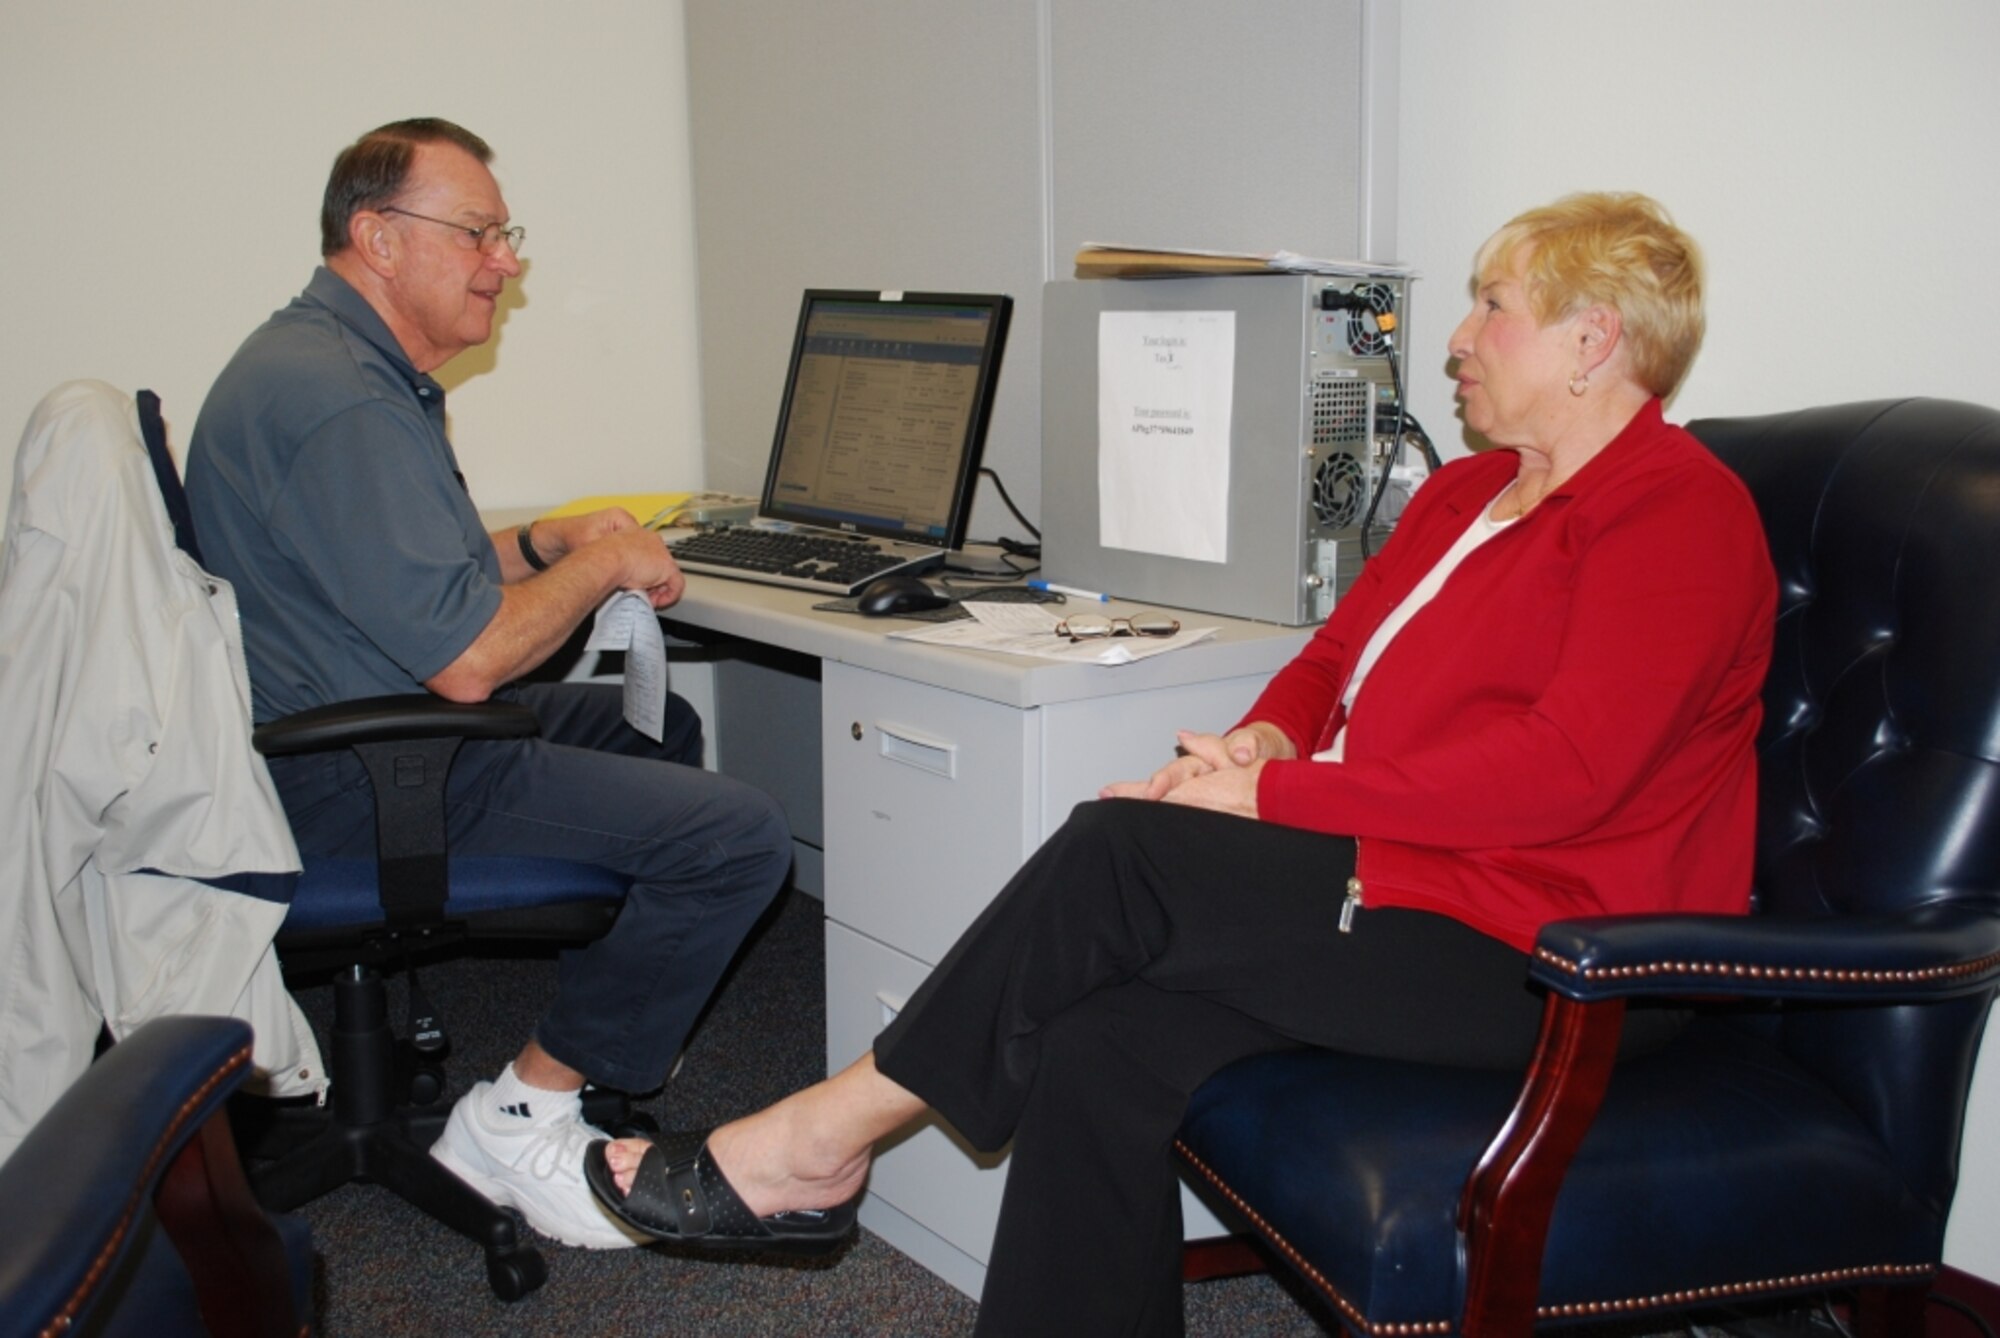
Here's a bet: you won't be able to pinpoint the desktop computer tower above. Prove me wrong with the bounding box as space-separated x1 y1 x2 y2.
1041 272 1416 626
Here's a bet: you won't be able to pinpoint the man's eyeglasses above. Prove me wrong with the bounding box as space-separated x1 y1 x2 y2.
1054 614 1182 643
382 206 525 256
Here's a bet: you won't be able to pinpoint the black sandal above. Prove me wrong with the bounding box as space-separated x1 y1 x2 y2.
583 1130 859 1256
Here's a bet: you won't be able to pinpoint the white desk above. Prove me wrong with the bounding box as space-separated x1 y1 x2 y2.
656 573 1312 1298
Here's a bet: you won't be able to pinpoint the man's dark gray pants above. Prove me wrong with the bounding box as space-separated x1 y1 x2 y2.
269 681 792 1091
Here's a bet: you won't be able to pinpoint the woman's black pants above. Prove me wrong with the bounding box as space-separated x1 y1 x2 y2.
873 799 1562 1337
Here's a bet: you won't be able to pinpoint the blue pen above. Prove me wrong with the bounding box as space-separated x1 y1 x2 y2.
1028 580 1110 602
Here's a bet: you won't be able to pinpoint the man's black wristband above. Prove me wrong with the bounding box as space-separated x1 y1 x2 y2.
517 522 551 572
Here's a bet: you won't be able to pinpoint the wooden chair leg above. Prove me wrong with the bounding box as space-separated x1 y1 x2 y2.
156 1113 305 1338
1851 1283 1927 1338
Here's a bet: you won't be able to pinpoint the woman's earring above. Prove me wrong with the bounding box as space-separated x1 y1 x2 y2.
1568 372 1589 397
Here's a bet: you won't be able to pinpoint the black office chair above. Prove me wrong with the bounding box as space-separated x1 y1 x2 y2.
1176 398 2000 1334
0 1015 312 1338
134 392 640 1300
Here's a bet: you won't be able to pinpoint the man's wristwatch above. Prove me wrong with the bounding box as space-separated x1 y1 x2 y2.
517 522 551 572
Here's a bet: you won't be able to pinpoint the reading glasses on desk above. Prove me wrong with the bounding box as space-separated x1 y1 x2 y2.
1054 613 1181 644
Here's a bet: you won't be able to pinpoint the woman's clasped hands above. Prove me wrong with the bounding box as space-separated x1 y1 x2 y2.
1099 722 1296 819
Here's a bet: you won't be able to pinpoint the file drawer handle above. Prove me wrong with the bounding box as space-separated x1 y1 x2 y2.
875 721 957 779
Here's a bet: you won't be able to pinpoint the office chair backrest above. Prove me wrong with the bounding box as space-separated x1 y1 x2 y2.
1691 398 2000 1208
1697 399 2000 921
136 388 203 565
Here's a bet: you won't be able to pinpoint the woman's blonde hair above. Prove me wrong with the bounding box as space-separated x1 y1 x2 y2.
1475 192 1705 397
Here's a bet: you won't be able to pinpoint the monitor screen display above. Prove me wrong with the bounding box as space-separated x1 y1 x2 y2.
759 290 1012 550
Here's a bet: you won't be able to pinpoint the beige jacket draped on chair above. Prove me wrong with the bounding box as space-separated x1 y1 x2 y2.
0 380 322 1162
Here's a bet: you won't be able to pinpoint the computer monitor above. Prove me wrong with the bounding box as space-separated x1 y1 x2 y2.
758 289 1012 551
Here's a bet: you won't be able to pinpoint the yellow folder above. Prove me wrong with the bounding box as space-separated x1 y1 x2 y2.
539 493 693 526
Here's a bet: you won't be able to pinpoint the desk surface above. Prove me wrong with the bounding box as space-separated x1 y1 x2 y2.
488 500 1312 708
663 572 1313 710
488 505 1315 710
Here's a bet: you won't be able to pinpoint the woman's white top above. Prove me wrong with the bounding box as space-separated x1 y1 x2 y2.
1315 488 1518 763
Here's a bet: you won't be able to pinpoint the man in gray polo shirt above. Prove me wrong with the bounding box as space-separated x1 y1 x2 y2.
185 118 791 1251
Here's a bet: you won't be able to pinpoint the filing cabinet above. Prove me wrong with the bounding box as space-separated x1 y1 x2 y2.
820 658 1273 1295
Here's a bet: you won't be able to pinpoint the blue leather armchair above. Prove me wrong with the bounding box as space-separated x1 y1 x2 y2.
0 1016 312 1338
1177 398 2000 1334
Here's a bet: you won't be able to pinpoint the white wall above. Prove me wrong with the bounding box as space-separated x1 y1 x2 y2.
1397 0 2000 1279
1396 0 2000 450
0 0 704 516
681 0 1388 552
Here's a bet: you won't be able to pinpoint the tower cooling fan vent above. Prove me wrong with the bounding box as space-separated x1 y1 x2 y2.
1313 453 1366 530
1344 284 1397 357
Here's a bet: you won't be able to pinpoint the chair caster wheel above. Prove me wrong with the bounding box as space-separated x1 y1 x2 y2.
407 1065 446 1107
611 1110 660 1139
486 1246 547 1301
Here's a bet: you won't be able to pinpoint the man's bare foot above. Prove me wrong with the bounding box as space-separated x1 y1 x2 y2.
602 1052 923 1219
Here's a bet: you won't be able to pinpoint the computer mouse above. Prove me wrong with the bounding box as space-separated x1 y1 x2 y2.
856 574 952 617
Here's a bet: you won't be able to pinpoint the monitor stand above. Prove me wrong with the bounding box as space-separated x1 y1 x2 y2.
944 545 1021 577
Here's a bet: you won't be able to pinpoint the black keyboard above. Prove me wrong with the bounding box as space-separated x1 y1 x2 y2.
668 526 941 596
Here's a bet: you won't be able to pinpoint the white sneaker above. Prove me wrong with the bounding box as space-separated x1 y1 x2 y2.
430 1082 647 1250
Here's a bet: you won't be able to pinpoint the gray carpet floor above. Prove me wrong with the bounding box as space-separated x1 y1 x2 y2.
285 890 1339 1335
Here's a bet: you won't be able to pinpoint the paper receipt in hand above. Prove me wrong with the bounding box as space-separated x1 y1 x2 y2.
585 590 668 740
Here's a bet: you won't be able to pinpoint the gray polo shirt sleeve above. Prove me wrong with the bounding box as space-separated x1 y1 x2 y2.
265 398 503 683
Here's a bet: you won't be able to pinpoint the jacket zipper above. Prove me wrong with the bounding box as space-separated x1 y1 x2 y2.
1339 875 1364 932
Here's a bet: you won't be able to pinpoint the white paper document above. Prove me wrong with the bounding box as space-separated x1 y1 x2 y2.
1097 309 1235 563
584 590 667 741
889 601 1215 666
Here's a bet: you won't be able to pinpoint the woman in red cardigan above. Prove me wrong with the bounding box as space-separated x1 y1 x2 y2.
588 193 1777 1335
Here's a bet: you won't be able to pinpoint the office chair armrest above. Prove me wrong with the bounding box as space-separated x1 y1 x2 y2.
254 694 541 929
1528 900 2000 1004
0 1016 300 1338
252 692 537 756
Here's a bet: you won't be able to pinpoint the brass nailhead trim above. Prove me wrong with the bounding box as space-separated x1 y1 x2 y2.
1534 945 2000 987
43 1043 253 1338
1178 1139 1937 1334
1175 1140 1453 1335
1534 1262 1936 1320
